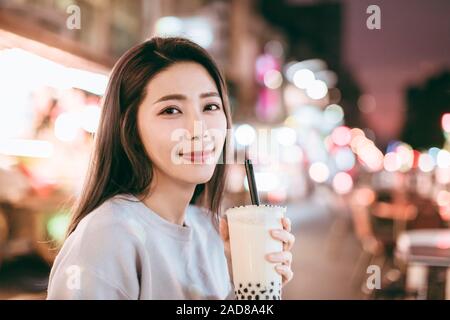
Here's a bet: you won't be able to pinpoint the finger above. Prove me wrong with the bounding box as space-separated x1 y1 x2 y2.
275 265 293 285
282 217 292 233
270 230 295 250
266 251 292 265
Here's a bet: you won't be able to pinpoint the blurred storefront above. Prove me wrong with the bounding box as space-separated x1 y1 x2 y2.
0 1 113 269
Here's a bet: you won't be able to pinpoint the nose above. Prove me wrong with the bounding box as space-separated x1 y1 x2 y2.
185 109 209 141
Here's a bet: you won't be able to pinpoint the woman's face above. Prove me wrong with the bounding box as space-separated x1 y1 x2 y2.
137 62 227 185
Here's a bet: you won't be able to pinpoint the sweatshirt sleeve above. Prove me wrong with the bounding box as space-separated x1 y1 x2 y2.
46 207 144 300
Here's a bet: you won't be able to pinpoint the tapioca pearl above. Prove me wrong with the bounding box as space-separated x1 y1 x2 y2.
270 289 273 293
248 283 252 287
237 290 242 295
273 295 277 300
256 283 261 288
255 295 260 300
251 290 255 295
247 295 252 300
265 295 270 299
239 283 243 288
240 295 245 299
243 288 248 293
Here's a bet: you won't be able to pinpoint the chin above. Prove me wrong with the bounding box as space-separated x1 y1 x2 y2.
177 166 216 184
187 173 215 185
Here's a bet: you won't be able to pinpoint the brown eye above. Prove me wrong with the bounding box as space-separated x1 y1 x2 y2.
204 104 220 111
161 107 181 115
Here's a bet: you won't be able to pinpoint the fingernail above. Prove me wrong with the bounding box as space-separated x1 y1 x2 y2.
272 230 281 236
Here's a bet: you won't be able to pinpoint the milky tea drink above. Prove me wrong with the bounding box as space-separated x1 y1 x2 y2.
225 205 286 300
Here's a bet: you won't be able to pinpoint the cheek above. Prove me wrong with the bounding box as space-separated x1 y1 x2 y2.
207 114 228 145
139 119 179 165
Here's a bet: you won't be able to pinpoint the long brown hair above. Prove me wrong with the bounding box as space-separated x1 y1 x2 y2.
66 37 232 236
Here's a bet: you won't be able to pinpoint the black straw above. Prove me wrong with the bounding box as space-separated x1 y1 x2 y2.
244 151 260 206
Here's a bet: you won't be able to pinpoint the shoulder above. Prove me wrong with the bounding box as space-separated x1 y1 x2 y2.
49 195 145 299
75 194 143 238
65 195 147 261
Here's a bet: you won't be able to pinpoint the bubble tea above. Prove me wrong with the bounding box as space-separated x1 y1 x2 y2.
226 205 286 300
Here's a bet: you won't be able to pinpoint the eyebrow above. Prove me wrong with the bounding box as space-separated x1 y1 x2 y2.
153 92 220 104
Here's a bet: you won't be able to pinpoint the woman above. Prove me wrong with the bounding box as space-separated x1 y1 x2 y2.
47 37 295 300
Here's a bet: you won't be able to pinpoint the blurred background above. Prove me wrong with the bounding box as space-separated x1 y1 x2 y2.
0 0 450 300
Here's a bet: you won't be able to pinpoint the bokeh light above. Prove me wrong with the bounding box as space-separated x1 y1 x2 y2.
234 124 256 146
437 190 450 207
383 152 401 172
263 69 283 89
418 153 435 172
334 147 356 171
437 149 450 168
357 143 384 172
309 162 330 183
324 104 344 125
352 187 376 206
331 126 351 146
275 127 297 146
54 113 79 142
442 113 450 132
293 69 315 89
306 79 328 100
332 172 353 194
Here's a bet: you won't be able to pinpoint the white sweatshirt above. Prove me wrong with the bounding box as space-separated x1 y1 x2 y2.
47 194 233 300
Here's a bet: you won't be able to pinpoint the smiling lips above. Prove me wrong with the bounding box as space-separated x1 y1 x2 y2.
179 148 215 163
